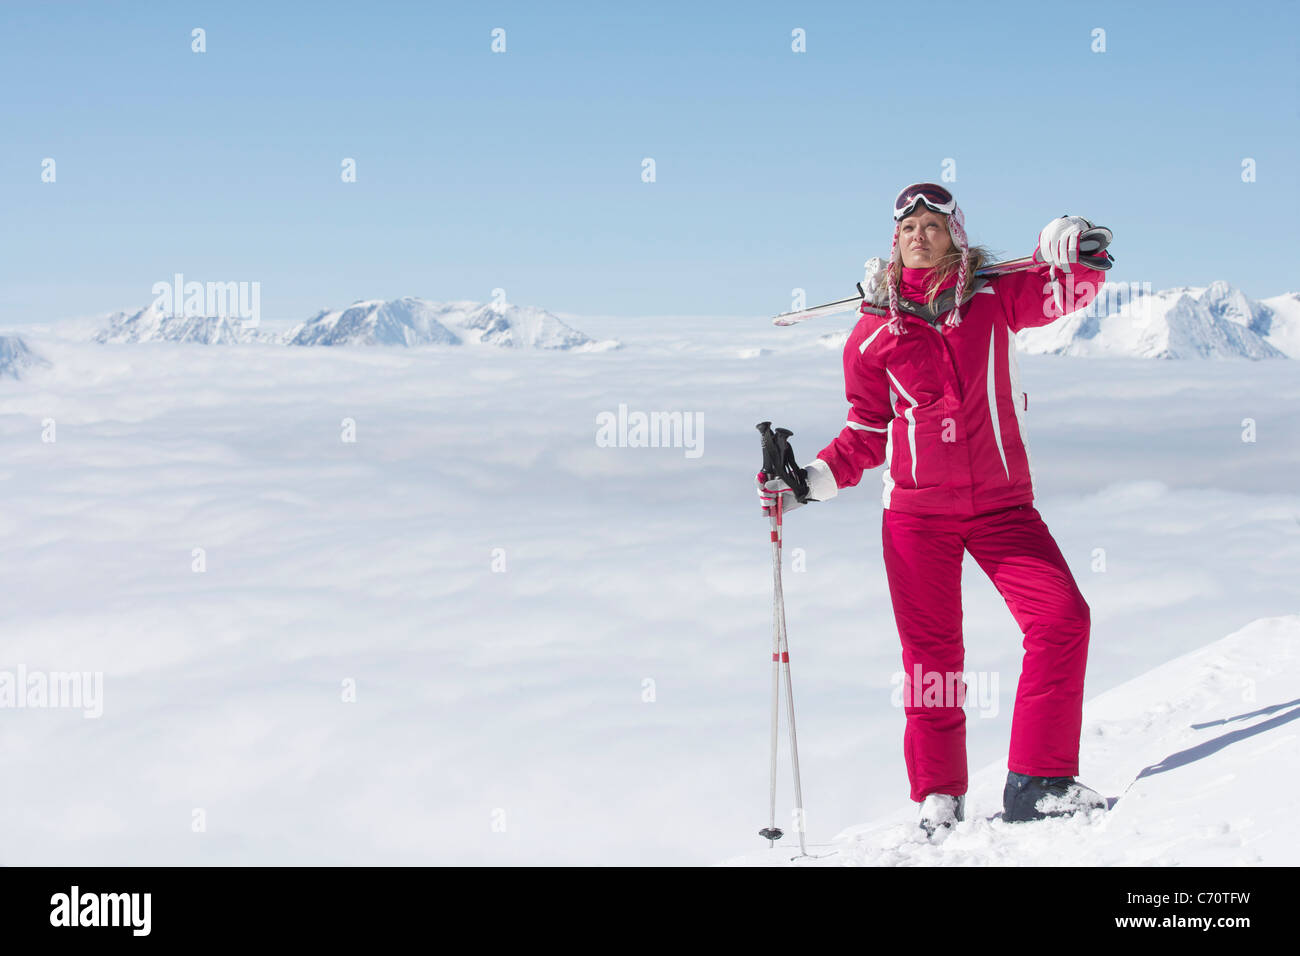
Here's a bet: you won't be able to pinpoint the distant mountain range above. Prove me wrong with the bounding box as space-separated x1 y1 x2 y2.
285 298 618 350
94 300 278 345
8 284 1300 378
1015 281 1300 359
91 297 619 352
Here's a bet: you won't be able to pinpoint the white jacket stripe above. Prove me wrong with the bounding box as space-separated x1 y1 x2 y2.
986 326 1010 481
884 368 919 486
859 322 889 354
1007 329 1035 497
881 387 898 508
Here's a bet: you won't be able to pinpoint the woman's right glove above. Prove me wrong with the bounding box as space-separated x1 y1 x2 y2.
859 256 888 304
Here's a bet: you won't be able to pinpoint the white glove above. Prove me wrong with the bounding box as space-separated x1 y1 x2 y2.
860 256 888 302
756 472 809 516
756 460 838 516
1037 216 1091 274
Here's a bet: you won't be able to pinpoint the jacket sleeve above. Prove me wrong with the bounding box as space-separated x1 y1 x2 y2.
996 259 1108 332
805 319 894 500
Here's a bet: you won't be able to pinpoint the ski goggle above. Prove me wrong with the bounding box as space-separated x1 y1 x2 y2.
893 183 956 221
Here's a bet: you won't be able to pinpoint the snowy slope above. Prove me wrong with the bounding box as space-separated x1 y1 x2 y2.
0 335 49 378
722 615 1300 866
285 297 619 350
1016 282 1293 359
93 300 272 345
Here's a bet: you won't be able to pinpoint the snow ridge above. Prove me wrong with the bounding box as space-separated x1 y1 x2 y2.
93 300 272 345
286 298 619 351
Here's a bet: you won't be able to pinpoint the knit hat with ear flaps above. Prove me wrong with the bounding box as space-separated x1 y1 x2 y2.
885 185 970 336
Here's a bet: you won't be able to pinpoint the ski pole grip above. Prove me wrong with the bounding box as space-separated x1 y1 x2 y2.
757 422 811 503
756 421 782 476
772 429 811 503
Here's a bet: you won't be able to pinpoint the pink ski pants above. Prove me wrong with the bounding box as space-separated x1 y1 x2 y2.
881 504 1091 802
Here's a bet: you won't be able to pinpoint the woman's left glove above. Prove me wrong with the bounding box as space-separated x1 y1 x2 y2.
756 470 810 516
1037 215 1093 274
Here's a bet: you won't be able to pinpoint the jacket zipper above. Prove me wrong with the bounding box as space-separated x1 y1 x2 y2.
910 315 965 402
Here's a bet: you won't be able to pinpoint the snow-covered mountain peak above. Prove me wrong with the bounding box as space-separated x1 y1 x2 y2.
0 335 49 378
1199 280 1271 334
285 298 463 347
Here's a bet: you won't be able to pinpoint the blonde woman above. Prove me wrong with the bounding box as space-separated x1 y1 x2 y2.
759 183 1112 838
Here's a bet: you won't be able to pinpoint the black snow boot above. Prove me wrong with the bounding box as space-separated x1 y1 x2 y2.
1002 771 1105 823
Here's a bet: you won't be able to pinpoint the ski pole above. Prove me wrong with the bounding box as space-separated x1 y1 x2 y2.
761 475 783 848
773 484 810 858
756 422 810 857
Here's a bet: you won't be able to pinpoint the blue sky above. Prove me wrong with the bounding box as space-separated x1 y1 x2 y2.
2 0 1296 325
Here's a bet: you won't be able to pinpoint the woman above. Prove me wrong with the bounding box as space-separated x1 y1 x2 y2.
758 183 1110 838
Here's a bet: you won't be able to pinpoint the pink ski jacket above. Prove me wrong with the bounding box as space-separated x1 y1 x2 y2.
806 261 1107 516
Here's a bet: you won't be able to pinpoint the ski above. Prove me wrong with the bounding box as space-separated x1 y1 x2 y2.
772 231 1113 327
